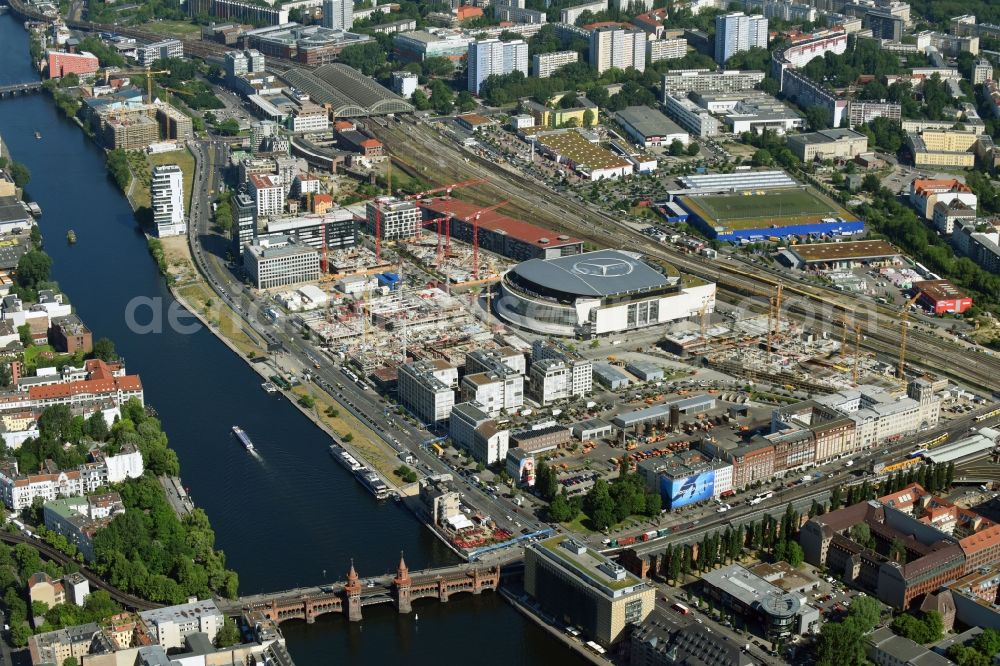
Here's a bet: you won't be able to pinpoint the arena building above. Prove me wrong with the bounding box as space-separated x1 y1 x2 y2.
495 249 716 337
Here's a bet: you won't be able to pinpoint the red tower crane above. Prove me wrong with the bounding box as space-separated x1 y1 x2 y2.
464 201 509 281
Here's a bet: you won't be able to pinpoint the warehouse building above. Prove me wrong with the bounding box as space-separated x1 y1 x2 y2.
912 279 973 314
783 239 900 270
535 129 634 181
614 106 688 148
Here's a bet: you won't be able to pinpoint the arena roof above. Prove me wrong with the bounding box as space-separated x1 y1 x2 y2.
281 64 414 117
511 250 670 298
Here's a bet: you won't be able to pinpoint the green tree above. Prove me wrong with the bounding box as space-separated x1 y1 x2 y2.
830 485 842 510
337 41 387 76
16 249 52 290
669 139 685 156
63 658 79 666
816 620 867 666
583 108 595 126
456 90 476 112
92 337 118 362
786 541 804 567
850 523 875 549
751 148 773 167
9 623 32 647
686 142 700 156
972 628 1000 657
215 617 241 648
849 595 882 632
412 89 431 111
548 488 578 522
9 162 30 188
889 537 907 563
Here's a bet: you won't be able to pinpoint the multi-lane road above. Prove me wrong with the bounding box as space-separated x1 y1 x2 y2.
184 141 541 557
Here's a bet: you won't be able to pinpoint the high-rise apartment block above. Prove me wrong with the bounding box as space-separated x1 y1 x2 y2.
467 38 528 94
714 12 768 64
150 165 186 237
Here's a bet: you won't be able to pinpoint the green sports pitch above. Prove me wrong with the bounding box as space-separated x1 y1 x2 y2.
680 188 850 230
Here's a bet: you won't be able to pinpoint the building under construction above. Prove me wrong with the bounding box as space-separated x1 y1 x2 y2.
419 197 584 262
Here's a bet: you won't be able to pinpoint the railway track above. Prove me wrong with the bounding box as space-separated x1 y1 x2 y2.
377 121 1000 392
0 532 162 611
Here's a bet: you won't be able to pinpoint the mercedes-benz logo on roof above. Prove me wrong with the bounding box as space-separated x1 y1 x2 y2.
572 258 634 277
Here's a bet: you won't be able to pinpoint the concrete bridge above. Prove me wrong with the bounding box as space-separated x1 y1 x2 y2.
217 557 501 623
0 81 43 98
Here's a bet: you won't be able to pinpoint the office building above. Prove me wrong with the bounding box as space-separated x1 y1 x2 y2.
468 38 529 94
322 0 353 30
661 69 765 94
907 129 978 168
449 401 510 464
787 127 869 161
187 0 289 25
136 39 184 67
664 93 721 137
800 500 967 608
630 610 756 666
43 494 125 561
49 314 93 354
589 26 646 74
714 12 767 64
973 59 993 85
532 50 579 78
531 340 593 397
231 191 257 257
494 1 546 23
365 196 421 239
391 71 418 98
224 49 265 81
150 165 186 237
525 536 655 646
393 28 475 62
242 236 321 289
140 600 223 650
155 103 193 141
261 210 358 253
397 359 458 425
702 564 820 638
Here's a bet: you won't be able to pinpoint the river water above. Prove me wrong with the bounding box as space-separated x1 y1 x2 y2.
0 14 585 664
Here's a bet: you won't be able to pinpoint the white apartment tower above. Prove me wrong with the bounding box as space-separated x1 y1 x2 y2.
150 165 186 237
589 26 646 74
322 0 353 30
467 38 529 94
714 12 768 64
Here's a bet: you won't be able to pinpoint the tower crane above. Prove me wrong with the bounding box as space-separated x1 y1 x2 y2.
853 322 862 384
463 200 509 281
100 66 171 103
898 293 921 380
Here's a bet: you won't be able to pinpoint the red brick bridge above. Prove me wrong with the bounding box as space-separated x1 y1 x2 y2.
218 557 501 623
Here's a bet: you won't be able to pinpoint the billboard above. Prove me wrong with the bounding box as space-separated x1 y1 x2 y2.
664 469 715 509
512 455 535 487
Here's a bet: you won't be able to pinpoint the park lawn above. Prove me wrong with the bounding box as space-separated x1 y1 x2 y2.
290 385 405 485
175 279 261 359
142 20 204 37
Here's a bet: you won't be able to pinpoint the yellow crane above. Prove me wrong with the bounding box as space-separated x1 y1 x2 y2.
100 66 171 103
853 323 862 384
898 293 921 380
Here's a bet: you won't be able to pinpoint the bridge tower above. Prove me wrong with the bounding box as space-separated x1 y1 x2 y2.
393 552 413 614
343 560 363 622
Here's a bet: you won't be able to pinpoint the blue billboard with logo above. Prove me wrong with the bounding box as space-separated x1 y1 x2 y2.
663 469 715 509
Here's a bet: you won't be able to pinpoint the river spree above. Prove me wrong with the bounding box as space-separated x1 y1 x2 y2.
0 13 586 664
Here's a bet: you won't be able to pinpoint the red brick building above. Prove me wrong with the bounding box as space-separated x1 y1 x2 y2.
46 51 99 79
